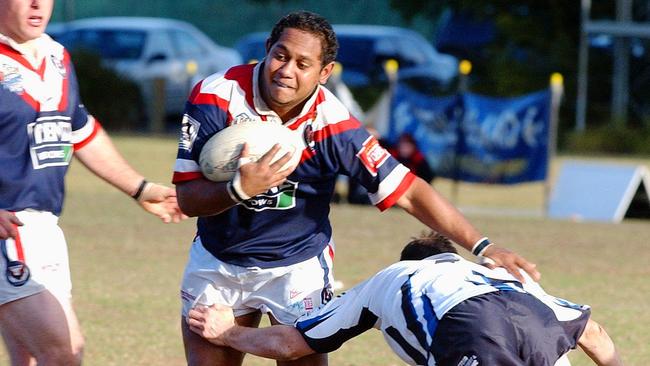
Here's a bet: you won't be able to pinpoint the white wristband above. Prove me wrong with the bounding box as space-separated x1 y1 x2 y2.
231 171 251 201
471 237 492 256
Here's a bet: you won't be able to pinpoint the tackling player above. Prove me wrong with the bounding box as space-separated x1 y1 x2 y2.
188 232 623 366
0 0 185 365
173 10 539 366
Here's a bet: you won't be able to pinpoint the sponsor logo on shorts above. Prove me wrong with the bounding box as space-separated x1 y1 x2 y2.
356 136 389 176
302 297 314 312
180 290 196 303
27 116 73 169
5 261 30 287
241 180 298 212
179 114 200 152
321 284 333 304
457 354 479 366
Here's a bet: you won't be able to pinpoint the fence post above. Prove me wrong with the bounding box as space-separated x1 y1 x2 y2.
452 60 472 203
149 77 166 133
545 72 564 216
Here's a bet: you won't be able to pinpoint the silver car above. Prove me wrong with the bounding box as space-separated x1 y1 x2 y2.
48 17 242 115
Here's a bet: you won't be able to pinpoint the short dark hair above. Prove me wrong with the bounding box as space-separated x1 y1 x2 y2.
268 10 338 67
399 231 458 261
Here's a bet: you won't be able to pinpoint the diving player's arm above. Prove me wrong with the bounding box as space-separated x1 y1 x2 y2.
395 176 539 282
176 144 295 217
74 128 184 223
577 318 623 366
187 304 315 361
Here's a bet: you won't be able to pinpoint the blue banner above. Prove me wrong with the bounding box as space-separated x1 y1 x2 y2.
388 85 551 184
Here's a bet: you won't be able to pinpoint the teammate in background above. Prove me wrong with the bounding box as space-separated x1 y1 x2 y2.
188 232 623 366
0 1 185 365
173 10 539 366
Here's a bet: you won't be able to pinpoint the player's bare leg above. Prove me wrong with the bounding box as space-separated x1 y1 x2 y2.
183 310 262 366
577 318 623 366
269 313 328 366
0 290 84 366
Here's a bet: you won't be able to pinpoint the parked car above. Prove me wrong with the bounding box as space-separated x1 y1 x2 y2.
48 17 242 116
234 25 459 93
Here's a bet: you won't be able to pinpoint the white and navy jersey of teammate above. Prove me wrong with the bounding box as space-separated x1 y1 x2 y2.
0 32 100 216
295 253 591 366
173 61 414 269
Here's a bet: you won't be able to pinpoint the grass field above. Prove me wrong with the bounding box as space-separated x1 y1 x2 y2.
1 135 648 365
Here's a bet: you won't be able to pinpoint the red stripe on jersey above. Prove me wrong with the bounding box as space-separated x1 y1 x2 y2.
376 171 416 212
57 50 70 111
224 64 256 111
328 244 334 261
73 119 102 150
19 91 40 111
0 43 37 72
172 171 204 184
299 148 315 163
285 89 326 131
189 81 233 123
313 118 361 143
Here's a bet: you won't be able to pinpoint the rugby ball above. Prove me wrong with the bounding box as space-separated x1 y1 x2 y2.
199 122 302 182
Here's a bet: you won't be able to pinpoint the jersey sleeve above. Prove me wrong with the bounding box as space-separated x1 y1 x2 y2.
294 280 379 353
172 79 231 183
324 117 415 211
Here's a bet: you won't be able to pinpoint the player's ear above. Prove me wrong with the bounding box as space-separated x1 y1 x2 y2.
319 61 335 85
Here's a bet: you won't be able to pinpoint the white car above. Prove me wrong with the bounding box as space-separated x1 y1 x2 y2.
48 17 242 116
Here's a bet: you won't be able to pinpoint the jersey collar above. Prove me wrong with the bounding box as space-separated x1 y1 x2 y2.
0 32 51 68
251 60 321 126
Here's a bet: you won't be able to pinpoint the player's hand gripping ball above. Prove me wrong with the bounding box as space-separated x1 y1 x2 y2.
199 121 302 182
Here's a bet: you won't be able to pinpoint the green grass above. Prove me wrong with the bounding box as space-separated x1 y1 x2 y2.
1 135 648 365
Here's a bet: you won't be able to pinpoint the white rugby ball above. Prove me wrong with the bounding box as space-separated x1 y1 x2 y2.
199 121 302 182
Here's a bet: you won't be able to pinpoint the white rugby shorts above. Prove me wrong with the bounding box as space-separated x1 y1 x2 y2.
180 237 335 325
0 210 72 305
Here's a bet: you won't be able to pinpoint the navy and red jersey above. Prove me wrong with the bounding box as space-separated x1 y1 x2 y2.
0 33 100 215
173 63 415 268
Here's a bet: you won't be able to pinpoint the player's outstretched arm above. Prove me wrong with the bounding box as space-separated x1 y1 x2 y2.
577 318 623 366
187 304 315 361
74 129 185 223
395 176 540 282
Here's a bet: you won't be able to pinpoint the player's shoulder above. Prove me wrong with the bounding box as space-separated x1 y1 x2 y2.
39 34 66 57
316 85 355 124
191 64 253 100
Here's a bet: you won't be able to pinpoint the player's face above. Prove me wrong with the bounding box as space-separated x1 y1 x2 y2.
262 28 334 120
0 0 53 43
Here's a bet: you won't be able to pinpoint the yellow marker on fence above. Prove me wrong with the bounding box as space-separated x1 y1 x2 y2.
459 59 472 75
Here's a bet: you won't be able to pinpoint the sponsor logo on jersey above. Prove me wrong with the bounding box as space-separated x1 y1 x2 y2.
232 112 262 125
240 180 298 212
179 114 200 152
27 116 73 169
50 55 67 78
356 136 390 176
303 120 316 152
0 64 23 93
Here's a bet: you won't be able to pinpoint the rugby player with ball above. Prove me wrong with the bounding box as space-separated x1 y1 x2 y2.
172 10 539 366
